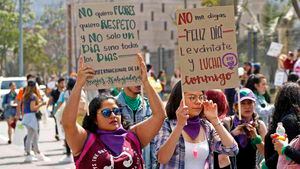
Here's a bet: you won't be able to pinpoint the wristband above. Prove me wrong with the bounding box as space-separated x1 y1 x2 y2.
213 121 222 127
281 145 288 155
251 135 262 145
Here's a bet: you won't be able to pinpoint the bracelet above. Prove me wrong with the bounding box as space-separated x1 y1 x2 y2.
281 145 288 155
213 121 222 127
251 135 262 145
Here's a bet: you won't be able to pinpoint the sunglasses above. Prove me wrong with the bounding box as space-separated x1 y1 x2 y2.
98 107 122 118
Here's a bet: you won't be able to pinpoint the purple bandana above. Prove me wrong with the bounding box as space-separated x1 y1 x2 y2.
183 116 201 140
233 116 254 148
96 127 128 156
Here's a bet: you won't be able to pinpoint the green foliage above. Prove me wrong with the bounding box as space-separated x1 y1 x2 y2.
38 5 67 75
261 2 283 36
201 0 220 6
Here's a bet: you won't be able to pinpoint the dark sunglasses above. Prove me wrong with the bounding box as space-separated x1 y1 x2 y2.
99 107 122 118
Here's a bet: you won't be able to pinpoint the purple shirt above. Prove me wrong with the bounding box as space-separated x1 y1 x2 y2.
75 131 144 169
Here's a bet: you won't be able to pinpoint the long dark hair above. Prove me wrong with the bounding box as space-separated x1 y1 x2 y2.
245 74 266 93
270 82 300 131
166 81 182 120
82 95 121 133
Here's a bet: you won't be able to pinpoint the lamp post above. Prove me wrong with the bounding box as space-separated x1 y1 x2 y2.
18 0 24 76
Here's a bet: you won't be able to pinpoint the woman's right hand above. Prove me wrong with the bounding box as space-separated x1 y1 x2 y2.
77 56 95 87
176 101 189 128
231 124 246 136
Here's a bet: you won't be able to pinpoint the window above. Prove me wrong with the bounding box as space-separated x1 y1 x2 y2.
151 11 154 21
1 80 26 89
137 30 140 40
140 3 143 12
162 3 165 13
171 30 174 40
145 21 148 30
164 21 167 31
193 4 197 8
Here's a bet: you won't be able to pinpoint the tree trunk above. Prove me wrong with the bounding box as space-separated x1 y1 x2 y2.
292 0 300 19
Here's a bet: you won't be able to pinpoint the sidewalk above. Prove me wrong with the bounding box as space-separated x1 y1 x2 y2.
0 117 75 169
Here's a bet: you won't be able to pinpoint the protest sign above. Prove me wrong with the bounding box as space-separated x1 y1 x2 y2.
177 6 239 91
274 70 287 86
76 3 140 89
267 42 283 57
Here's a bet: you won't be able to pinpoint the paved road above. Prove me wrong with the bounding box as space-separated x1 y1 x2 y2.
0 116 75 169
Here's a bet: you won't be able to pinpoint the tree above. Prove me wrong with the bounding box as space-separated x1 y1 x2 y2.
292 0 300 19
23 26 48 72
38 4 67 75
0 0 18 76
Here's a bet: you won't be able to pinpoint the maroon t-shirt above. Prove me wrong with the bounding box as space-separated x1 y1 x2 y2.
74 132 144 169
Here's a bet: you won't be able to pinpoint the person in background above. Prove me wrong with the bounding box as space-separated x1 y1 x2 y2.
155 81 238 169
293 49 300 77
287 72 299 83
278 54 287 71
22 79 50 162
243 62 252 79
170 68 181 89
245 74 274 126
55 78 85 163
116 85 157 168
263 83 300 169
206 90 229 120
223 88 267 169
2 82 17 144
252 63 261 75
157 70 167 100
35 74 44 86
273 134 300 167
46 75 56 96
47 77 65 141
62 54 166 169
206 90 232 169
284 51 296 74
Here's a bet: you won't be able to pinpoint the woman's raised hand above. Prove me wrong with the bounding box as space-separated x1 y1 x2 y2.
203 100 218 122
77 56 95 87
137 53 148 84
176 101 189 127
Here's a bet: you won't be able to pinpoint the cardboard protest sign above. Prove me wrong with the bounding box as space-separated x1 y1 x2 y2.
274 70 287 86
76 3 140 89
177 6 239 91
267 42 283 57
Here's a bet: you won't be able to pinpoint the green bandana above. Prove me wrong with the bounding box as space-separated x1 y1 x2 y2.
122 90 141 111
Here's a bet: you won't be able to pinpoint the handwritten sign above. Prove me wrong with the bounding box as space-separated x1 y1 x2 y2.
176 6 239 91
76 3 140 89
267 42 283 57
274 70 287 86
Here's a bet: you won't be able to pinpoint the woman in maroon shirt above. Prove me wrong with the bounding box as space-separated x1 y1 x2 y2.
61 54 166 169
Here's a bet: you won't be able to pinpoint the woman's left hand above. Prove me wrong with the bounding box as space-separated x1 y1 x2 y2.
203 100 218 122
137 53 148 84
244 124 258 139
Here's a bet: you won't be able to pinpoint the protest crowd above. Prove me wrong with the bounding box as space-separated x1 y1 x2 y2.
1 3 300 169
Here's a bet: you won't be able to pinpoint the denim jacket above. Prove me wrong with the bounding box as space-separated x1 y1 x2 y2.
116 93 157 169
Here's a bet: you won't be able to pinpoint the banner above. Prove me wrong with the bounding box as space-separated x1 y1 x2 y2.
177 6 239 91
76 3 141 89
267 42 283 57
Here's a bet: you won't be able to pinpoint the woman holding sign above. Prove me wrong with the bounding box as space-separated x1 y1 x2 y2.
155 81 238 169
61 54 166 169
222 88 267 169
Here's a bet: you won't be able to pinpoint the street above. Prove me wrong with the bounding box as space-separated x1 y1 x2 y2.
0 117 75 169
